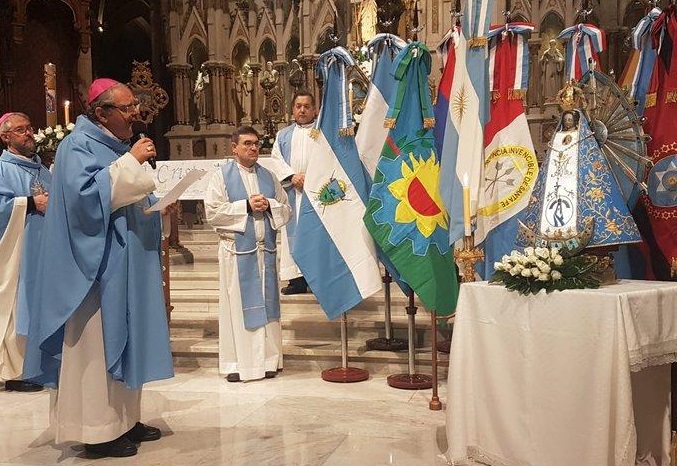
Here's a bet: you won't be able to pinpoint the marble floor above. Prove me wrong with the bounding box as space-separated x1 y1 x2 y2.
0 364 450 465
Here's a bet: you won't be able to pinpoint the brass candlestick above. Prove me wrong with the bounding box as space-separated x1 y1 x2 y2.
455 234 485 283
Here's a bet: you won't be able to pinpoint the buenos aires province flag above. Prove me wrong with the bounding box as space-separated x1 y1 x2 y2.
364 42 459 315
292 47 382 320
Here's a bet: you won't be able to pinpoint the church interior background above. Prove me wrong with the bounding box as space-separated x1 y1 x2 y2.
0 0 649 162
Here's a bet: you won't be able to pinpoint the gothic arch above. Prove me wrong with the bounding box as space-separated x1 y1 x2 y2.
258 38 277 63
285 35 300 63
540 10 565 38
622 0 645 28
315 26 335 54
232 40 250 70
177 7 208 65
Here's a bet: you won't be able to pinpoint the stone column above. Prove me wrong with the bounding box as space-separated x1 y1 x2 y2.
249 63 261 123
225 65 235 124
274 60 289 122
182 68 192 125
167 64 190 125
205 63 220 123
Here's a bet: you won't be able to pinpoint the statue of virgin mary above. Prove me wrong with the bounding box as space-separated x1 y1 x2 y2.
518 81 641 256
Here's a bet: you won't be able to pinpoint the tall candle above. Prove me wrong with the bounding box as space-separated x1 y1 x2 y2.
462 172 471 237
64 100 71 125
348 81 354 113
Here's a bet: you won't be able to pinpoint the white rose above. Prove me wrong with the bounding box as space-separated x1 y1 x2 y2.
553 255 564 266
551 270 562 280
550 247 561 259
513 264 524 274
510 250 520 258
537 273 550 281
501 254 510 264
34 133 45 143
539 264 551 274
524 247 535 257
66 122 75 131
521 268 532 277
44 127 53 135
503 263 512 271
535 247 550 259
509 267 520 276
56 131 65 140
494 262 504 271
55 124 62 131
531 267 540 276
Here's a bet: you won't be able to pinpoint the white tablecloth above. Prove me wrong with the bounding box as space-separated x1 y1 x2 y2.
445 280 677 466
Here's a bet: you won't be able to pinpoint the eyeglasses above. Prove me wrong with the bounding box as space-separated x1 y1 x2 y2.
240 140 263 148
3 125 34 136
105 101 140 115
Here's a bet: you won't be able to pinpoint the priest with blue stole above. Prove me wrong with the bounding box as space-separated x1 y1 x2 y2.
22 79 174 458
204 126 291 383
0 112 50 393
265 90 318 295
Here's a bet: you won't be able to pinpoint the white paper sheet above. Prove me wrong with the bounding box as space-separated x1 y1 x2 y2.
145 169 207 212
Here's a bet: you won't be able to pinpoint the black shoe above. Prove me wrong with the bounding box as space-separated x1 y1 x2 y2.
226 373 241 383
281 277 308 295
125 422 161 443
264 371 277 379
4 379 43 392
85 436 137 458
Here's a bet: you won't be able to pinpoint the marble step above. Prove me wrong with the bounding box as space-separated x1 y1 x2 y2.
171 333 451 375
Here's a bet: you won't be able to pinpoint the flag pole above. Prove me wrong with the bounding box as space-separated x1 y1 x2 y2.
321 313 370 383
429 309 442 410
387 292 433 390
366 269 407 351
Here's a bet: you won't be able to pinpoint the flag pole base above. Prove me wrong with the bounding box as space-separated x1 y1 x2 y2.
321 367 369 383
366 337 408 352
387 373 432 390
429 396 442 411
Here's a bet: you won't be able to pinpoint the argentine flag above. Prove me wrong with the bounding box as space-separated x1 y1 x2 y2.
356 33 407 178
293 47 382 320
434 0 496 246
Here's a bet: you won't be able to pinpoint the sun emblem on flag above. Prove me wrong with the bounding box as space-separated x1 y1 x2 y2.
313 176 349 213
452 85 468 123
388 153 448 238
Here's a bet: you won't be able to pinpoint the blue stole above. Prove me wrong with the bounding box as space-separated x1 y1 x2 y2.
221 161 280 330
22 115 174 389
276 124 299 252
0 150 52 335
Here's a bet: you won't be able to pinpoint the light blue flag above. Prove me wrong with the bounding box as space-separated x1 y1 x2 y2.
292 47 382 320
435 0 497 247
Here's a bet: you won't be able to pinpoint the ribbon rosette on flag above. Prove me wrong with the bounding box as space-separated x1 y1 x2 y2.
356 33 407 179
292 47 382 320
364 42 458 315
558 23 606 82
474 22 538 278
618 7 661 116
434 0 497 246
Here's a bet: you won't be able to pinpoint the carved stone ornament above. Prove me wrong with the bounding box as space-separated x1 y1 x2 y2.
127 60 170 125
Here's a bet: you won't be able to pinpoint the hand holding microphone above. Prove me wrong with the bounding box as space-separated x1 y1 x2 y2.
130 121 157 169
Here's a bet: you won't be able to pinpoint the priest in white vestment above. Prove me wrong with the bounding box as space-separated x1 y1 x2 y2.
205 126 291 382
265 91 317 294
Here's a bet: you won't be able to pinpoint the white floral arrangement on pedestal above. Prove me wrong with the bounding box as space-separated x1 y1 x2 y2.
489 247 601 295
34 123 75 154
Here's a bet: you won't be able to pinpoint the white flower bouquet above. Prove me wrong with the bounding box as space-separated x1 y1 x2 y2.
34 123 75 154
489 247 601 295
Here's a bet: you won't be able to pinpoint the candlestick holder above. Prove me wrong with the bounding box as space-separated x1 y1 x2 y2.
454 234 484 283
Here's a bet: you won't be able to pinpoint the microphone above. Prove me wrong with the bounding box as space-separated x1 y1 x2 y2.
131 121 156 169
